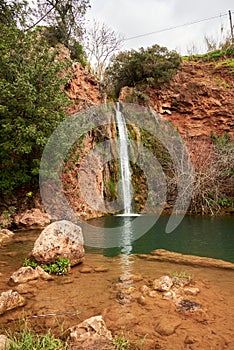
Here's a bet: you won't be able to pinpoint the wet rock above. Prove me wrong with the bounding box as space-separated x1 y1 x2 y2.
137 296 147 306
79 266 93 273
177 299 201 312
0 290 25 315
172 276 191 287
0 335 10 350
155 315 181 336
0 229 14 246
31 220 84 266
184 287 200 296
148 290 157 298
14 208 50 229
94 266 109 273
153 276 173 292
67 315 113 350
9 266 53 285
140 285 150 295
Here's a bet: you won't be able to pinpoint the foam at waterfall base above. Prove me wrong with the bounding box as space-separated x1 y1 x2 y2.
116 213 141 217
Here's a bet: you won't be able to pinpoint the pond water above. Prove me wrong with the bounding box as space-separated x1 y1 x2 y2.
84 215 234 262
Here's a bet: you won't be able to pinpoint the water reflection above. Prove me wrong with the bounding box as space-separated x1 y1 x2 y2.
85 215 234 263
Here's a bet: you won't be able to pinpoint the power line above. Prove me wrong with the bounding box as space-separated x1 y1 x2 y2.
26 0 59 31
124 12 229 41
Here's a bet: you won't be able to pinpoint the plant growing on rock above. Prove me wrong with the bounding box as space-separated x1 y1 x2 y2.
23 257 70 275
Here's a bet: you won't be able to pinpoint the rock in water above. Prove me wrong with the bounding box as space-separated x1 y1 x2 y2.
67 315 113 350
0 290 25 315
31 220 84 266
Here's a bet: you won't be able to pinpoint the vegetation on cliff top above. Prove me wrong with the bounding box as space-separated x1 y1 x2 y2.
105 44 182 96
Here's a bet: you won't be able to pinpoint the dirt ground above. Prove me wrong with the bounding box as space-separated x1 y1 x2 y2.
1 250 234 350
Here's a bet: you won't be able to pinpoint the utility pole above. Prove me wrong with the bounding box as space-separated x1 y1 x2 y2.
228 10 233 41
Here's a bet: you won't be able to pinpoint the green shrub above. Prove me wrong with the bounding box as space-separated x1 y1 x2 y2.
23 257 70 275
105 44 181 96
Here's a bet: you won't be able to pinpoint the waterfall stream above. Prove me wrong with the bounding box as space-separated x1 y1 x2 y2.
115 102 133 214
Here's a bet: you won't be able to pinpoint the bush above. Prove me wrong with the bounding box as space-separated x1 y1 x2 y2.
105 44 181 96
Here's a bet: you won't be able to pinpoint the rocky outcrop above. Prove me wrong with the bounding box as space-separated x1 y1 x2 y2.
67 315 113 350
0 290 25 315
120 60 234 140
14 208 50 229
31 220 84 266
55 42 101 114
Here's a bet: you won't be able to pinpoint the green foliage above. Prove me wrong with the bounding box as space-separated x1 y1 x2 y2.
105 44 182 96
170 271 192 280
185 47 234 63
0 0 31 28
0 206 16 229
37 0 90 47
70 41 87 66
0 25 71 193
113 335 130 350
23 257 70 275
7 320 66 349
211 132 230 147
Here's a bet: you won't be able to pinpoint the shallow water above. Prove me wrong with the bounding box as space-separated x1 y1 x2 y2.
0 227 234 350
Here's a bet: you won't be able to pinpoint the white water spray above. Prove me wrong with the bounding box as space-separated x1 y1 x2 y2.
115 102 133 214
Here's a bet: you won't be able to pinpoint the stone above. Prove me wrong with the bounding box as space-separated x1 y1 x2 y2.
184 287 200 296
177 299 201 312
94 266 109 273
137 295 147 306
9 266 52 285
0 335 10 350
79 266 93 273
148 290 157 298
14 208 50 229
155 315 181 336
0 290 25 315
31 220 84 266
153 276 173 292
67 315 113 350
140 285 150 295
0 229 14 246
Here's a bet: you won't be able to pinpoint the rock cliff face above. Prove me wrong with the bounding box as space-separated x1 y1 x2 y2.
55 44 101 113
62 57 233 219
120 59 234 140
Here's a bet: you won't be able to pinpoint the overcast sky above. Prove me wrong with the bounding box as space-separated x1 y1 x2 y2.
86 0 234 55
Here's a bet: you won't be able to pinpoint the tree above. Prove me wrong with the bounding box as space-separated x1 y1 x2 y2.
0 25 71 192
0 0 31 28
85 20 123 81
36 0 90 46
105 44 182 96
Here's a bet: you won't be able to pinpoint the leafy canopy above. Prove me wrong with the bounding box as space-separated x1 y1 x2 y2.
0 25 71 192
105 44 182 96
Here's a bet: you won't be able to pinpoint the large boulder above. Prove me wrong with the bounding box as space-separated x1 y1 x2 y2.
0 290 25 315
31 220 84 266
67 315 113 350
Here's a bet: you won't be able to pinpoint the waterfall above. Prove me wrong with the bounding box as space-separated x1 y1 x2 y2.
115 102 133 214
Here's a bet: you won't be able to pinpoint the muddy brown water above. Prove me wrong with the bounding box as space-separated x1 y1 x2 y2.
0 230 234 349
